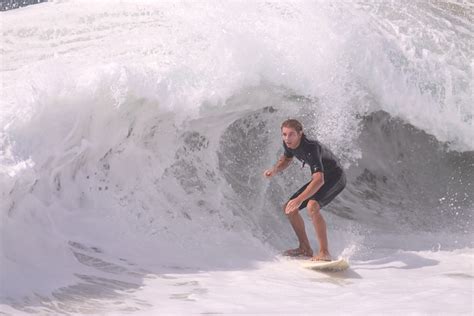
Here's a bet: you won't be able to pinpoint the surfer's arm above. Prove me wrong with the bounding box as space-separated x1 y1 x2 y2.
272 155 293 174
265 155 292 178
295 172 325 202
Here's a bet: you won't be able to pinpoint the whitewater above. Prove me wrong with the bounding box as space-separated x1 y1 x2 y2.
0 0 473 315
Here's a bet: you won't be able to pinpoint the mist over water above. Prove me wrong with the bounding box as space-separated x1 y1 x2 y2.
1 0 472 314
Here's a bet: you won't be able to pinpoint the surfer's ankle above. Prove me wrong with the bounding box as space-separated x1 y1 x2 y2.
314 251 331 260
319 249 330 255
298 244 312 252
301 247 313 256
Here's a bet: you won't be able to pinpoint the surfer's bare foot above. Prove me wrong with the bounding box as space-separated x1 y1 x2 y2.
283 247 313 257
311 251 331 261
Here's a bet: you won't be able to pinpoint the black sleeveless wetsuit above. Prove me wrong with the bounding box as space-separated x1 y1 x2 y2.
283 134 346 209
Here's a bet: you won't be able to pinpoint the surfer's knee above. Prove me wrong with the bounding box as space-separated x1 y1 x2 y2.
306 200 321 218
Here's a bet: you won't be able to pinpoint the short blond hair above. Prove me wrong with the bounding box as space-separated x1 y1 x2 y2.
281 119 303 133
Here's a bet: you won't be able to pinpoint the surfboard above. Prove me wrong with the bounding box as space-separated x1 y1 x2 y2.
301 258 349 271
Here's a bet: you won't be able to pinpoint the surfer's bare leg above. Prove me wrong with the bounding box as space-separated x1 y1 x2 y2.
307 200 331 261
284 202 313 256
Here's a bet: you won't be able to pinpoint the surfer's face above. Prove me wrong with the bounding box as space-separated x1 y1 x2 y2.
281 127 302 149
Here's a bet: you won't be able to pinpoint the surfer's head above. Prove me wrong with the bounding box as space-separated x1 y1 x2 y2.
281 119 303 149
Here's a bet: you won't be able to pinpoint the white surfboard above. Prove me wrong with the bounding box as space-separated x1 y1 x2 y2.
302 258 349 271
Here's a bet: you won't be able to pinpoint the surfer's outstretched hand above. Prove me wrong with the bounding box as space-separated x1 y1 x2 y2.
263 168 275 178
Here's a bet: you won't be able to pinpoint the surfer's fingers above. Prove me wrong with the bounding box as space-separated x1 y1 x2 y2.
285 202 295 214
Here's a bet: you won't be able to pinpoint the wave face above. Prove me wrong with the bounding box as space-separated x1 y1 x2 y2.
1 0 472 305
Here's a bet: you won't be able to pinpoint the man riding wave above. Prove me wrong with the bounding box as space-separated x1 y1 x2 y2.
264 119 346 261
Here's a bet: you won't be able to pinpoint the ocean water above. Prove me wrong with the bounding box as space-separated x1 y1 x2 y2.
0 1 473 315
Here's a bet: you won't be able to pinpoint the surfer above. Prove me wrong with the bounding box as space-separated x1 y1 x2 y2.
263 119 346 261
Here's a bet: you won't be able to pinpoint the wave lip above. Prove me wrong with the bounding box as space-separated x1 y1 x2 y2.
2 1 472 149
